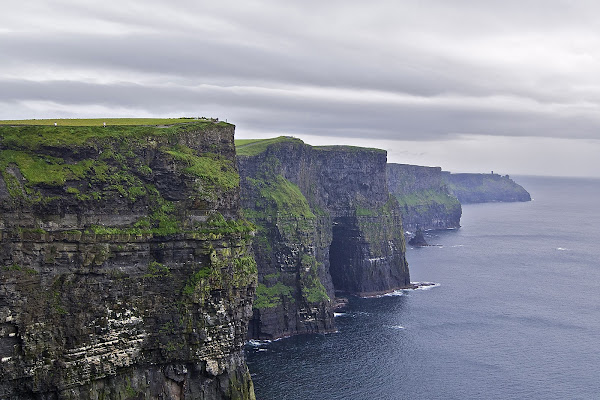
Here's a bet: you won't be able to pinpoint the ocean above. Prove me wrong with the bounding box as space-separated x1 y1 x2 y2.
245 176 600 399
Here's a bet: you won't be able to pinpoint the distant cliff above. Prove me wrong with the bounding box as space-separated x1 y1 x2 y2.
387 164 461 232
0 121 256 399
443 172 531 203
237 137 410 340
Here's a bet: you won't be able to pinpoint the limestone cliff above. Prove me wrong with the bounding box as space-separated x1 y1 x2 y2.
443 172 531 203
0 121 256 399
237 137 410 340
387 164 461 232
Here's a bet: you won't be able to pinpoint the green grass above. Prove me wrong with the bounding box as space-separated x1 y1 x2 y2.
314 145 386 154
254 282 294 309
0 120 239 210
0 120 231 151
0 150 76 186
2 264 38 275
244 174 315 220
300 254 329 303
165 145 239 191
0 117 214 126
235 136 387 157
235 136 305 156
355 205 377 217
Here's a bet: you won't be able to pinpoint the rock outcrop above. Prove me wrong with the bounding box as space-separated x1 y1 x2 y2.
407 227 428 247
443 172 531 203
237 137 410 340
387 164 461 232
0 121 256 399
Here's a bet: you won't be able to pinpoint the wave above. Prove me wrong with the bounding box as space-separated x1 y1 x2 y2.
363 282 440 298
556 247 570 251
412 282 441 291
247 339 272 347
388 325 406 330
363 290 406 298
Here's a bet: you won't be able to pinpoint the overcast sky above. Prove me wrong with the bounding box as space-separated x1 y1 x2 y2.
2 0 600 177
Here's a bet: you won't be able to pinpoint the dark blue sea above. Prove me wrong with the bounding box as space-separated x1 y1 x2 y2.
245 176 600 399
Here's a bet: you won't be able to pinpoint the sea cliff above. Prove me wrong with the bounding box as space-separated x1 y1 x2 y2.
387 163 461 232
237 137 410 340
443 172 531 203
0 120 256 399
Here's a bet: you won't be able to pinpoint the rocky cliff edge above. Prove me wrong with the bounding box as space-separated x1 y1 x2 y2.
0 121 256 400
237 137 410 340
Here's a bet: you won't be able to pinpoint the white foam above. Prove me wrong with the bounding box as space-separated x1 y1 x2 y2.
389 325 406 330
362 282 440 298
413 282 441 290
363 290 405 298
556 247 569 251
247 339 271 347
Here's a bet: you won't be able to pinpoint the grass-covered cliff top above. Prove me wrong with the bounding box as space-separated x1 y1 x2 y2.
235 136 386 156
0 117 229 127
444 172 531 203
0 118 239 216
313 145 386 154
0 119 232 150
235 136 305 156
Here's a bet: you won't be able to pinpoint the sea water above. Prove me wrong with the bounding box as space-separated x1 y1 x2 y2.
246 176 600 399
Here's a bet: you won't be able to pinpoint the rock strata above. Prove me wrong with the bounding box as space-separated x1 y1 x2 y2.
387 163 461 231
443 172 531 203
237 138 410 340
0 121 256 399
408 227 428 247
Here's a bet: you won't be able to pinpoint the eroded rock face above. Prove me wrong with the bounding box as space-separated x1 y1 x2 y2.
0 122 256 399
443 172 531 203
387 163 462 232
237 138 410 339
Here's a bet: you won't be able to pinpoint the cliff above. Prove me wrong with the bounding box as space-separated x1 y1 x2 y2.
237 137 410 340
443 172 531 203
0 120 256 399
387 164 461 232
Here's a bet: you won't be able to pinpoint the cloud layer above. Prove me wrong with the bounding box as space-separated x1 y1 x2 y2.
2 0 600 175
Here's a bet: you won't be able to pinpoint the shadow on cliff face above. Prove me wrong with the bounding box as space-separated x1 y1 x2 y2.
329 215 410 296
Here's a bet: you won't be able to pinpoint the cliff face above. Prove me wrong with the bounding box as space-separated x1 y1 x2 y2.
0 122 256 399
443 172 531 203
237 138 410 340
387 164 461 232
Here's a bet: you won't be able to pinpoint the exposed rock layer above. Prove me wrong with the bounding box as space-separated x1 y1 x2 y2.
0 122 256 399
443 172 531 203
387 164 461 232
237 138 410 340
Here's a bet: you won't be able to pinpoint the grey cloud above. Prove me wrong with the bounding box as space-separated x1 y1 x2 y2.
2 0 600 145
2 78 599 142
2 29 579 109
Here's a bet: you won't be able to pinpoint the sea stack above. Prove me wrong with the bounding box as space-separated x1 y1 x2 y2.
408 226 428 247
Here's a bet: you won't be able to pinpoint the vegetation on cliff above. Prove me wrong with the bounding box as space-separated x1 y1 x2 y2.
444 172 531 203
387 164 462 231
236 136 304 157
0 117 219 126
0 119 257 400
0 120 244 236
237 144 327 321
237 137 410 339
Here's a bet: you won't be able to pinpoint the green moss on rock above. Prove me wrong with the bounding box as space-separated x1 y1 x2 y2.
254 282 294 309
